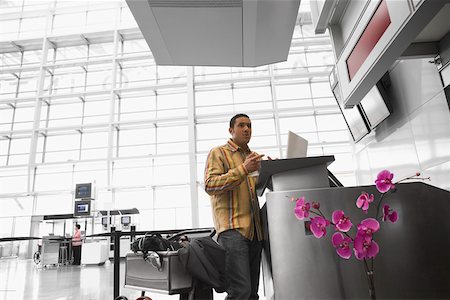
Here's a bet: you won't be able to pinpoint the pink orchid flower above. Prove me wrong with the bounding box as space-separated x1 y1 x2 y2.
357 218 380 236
294 197 311 220
310 216 330 238
383 204 398 223
332 232 352 259
332 210 353 232
356 192 374 213
354 232 379 260
375 170 395 193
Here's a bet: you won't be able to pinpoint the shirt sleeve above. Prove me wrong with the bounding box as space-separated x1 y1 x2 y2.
204 147 247 195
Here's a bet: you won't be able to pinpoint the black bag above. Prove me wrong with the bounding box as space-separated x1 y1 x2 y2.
178 235 229 293
131 233 181 261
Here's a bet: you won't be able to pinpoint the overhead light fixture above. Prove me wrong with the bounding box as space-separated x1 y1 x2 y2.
126 0 300 67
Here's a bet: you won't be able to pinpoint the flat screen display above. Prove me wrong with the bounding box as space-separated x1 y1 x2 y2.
121 216 131 225
333 85 370 142
74 200 91 216
75 183 92 199
359 85 390 129
101 217 110 226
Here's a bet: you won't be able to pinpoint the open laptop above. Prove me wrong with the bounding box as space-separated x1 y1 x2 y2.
285 131 308 159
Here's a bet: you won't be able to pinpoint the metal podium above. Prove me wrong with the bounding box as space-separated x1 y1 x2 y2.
257 156 450 299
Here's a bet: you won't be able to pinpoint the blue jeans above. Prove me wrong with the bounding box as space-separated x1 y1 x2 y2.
218 229 262 300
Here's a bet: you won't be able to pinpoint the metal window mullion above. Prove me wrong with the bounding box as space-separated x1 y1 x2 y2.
187 66 198 228
269 64 283 158
28 37 50 194
107 28 120 189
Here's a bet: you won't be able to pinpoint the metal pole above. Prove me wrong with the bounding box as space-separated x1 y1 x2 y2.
113 230 121 299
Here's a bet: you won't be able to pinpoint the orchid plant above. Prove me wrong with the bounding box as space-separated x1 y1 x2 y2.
293 170 429 299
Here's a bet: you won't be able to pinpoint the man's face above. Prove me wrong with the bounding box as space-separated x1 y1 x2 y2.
229 116 252 147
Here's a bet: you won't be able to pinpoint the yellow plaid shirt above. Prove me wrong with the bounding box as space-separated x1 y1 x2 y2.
204 139 263 241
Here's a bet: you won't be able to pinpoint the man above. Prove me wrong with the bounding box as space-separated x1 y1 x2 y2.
204 113 264 299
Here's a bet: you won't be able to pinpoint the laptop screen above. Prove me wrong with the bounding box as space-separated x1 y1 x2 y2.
286 131 308 159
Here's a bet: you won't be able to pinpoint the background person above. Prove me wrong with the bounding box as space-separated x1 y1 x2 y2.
204 113 264 299
72 223 82 265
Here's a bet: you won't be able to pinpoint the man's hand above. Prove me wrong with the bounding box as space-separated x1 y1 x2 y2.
244 152 265 173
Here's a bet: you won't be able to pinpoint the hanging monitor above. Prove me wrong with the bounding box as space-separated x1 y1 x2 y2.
75 183 92 199
102 217 111 226
359 83 391 129
74 200 91 217
332 84 370 142
121 216 131 226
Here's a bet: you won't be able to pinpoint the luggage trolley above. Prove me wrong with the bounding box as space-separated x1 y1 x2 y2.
38 236 62 268
119 228 215 300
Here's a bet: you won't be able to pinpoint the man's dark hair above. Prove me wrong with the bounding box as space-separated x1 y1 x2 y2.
75 224 81 230
229 113 250 128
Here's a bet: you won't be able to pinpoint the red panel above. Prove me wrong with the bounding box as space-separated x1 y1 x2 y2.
346 0 391 81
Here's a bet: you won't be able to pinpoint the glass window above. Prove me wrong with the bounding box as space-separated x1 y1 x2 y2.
90 42 114 58
0 105 14 131
83 97 110 124
113 162 152 187
44 134 80 162
118 127 156 157
156 66 186 85
34 165 73 192
115 189 153 210
195 87 232 106
52 67 86 94
52 12 86 35
47 102 83 127
279 116 317 133
316 114 347 131
12 106 34 131
86 9 116 32
119 94 157 122
34 194 73 215
18 73 39 97
154 186 190 209
19 17 47 39
0 139 9 166
1 52 22 67
0 167 28 193
311 82 333 98
120 6 138 28
153 156 189 185
86 66 111 91
81 131 108 160
122 39 150 55
0 19 19 40
233 85 271 103
73 162 107 189
0 73 18 99
55 46 88 62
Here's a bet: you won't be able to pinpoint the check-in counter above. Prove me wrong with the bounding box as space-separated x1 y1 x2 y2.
81 238 109 265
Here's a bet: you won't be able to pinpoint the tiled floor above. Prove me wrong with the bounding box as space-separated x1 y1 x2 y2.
0 258 200 300
0 258 266 300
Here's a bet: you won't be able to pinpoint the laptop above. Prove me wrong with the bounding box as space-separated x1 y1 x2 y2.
285 131 308 159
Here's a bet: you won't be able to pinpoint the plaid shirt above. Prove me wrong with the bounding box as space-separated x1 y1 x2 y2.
204 139 263 241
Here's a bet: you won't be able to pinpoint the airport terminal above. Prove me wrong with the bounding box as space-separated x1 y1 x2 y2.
0 0 449 299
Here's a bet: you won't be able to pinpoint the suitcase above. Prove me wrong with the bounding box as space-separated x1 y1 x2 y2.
125 251 192 295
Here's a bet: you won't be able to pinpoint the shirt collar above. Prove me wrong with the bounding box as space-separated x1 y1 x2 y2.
227 139 250 153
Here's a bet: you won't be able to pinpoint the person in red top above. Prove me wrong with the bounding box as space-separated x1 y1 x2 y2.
72 224 82 265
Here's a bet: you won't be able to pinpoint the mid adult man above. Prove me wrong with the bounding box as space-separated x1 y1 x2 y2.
204 113 264 299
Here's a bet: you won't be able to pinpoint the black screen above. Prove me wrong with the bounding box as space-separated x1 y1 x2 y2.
75 183 92 199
